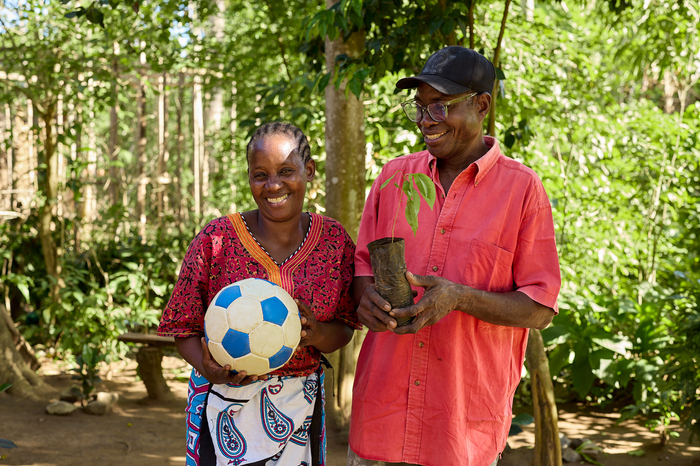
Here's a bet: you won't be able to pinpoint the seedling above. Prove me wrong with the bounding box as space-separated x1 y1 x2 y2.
380 171 437 238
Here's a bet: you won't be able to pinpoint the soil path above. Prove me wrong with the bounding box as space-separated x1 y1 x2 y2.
1 356 698 466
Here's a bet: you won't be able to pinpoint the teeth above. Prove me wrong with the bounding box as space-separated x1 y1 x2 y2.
425 132 446 141
267 194 289 204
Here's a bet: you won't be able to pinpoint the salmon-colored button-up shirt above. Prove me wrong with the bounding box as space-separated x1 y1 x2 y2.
350 137 561 466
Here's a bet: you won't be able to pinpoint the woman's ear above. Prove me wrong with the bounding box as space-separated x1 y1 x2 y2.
305 159 316 182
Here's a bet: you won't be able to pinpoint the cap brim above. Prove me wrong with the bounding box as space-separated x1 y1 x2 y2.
395 75 471 95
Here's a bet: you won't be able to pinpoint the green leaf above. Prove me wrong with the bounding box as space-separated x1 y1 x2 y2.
380 171 399 190
403 180 421 235
0 383 11 393
511 413 535 426
16 283 30 303
495 67 507 80
411 173 436 209
85 6 104 27
376 124 389 147
348 77 362 99
627 449 646 457
591 335 633 355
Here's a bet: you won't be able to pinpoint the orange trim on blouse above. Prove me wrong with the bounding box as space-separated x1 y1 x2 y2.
226 212 325 296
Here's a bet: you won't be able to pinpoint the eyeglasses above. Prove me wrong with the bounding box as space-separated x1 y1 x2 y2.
400 92 478 122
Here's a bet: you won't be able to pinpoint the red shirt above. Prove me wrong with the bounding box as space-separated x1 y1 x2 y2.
350 137 561 465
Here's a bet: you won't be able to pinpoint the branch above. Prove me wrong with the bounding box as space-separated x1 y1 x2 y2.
486 0 512 136
262 0 293 81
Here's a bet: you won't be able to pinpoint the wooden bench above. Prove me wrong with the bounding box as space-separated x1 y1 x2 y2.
117 332 177 401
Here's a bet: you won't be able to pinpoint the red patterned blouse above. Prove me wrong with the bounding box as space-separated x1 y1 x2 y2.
158 212 360 377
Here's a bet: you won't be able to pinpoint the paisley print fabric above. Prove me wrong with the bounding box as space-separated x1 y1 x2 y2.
204 373 323 466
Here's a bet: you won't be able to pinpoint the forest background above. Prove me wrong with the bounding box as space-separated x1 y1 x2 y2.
0 0 699 453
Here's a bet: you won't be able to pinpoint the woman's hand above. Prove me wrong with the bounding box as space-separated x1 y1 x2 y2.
296 299 354 353
297 299 321 348
199 337 268 386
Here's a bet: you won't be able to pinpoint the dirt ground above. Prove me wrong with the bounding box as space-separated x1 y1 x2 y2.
1 356 699 466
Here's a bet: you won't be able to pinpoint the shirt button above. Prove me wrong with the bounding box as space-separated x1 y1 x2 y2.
432 266 438 272
415 380 420 386
418 342 424 348
440 228 446 234
475 180 479 186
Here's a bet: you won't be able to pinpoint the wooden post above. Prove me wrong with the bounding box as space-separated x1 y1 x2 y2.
526 329 562 466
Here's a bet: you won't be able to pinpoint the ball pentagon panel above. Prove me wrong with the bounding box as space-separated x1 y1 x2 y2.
274 287 298 315
261 296 289 326
213 284 242 309
268 346 295 370
221 328 251 359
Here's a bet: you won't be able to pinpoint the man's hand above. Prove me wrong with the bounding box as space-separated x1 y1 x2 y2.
354 277 398 332
199 337 268 386
390 272 467 334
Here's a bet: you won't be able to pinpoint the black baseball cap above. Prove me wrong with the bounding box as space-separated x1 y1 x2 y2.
396 46 496 95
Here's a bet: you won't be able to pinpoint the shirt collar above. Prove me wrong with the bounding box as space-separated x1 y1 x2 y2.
426 136 501 185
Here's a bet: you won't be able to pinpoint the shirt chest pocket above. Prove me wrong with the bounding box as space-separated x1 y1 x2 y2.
463 238 514 293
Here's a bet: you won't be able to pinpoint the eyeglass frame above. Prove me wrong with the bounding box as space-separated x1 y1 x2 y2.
400 91 479 123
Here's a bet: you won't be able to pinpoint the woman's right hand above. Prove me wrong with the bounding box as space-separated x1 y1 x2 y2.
200 337 268 386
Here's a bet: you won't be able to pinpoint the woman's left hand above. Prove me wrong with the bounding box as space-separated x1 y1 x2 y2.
296 299 322 348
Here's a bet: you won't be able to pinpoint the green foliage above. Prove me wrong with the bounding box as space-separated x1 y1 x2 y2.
70 343 105 399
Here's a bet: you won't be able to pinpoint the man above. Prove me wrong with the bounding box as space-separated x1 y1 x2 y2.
348 46 561 466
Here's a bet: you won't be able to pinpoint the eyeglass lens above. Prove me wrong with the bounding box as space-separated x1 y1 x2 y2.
405 103 447 122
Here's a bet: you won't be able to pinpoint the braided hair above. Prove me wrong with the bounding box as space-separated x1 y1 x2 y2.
246 122 312 166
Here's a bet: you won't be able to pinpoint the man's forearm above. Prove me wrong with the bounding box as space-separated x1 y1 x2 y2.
457 287 554 329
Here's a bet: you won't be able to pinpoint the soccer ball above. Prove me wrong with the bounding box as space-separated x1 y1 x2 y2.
204 278 302 376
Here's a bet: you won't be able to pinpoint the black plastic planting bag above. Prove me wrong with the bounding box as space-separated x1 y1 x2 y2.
367 237 414 327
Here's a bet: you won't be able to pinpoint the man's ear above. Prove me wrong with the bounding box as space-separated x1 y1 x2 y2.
477 93 491 119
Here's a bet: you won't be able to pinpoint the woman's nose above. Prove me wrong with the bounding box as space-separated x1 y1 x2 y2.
266 175 283 190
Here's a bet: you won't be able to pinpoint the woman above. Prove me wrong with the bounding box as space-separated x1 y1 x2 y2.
158 122 359 466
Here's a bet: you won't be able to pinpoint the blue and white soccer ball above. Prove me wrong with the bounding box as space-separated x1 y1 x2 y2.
204 278 302 376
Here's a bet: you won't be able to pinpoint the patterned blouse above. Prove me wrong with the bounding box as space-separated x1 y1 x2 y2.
158 212 360 377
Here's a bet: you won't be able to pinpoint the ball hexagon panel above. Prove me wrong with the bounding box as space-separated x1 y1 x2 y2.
226 297 263 334
204 305 230 343
282 310 302 348
208 341 235 368
234 353 270 376
238 278 277 301
249 322 285 358
221 328 251 358
261 296 289 326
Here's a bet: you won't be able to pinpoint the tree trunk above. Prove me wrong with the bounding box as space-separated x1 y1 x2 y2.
108 42 121 207
175 73 185 230
135 82 147 241
526 329 562 466
37 104 62 298
0 304 52 399
157 72 169 224
193 74 204 228
323 3 366 427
